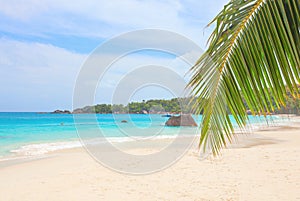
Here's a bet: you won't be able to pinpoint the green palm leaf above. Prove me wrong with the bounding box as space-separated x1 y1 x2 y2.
189 0 300 155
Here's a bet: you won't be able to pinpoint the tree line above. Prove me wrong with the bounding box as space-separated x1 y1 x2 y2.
73 97 197 114
73 95 299 115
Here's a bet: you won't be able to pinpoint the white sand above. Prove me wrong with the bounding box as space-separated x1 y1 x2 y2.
0 120 300 200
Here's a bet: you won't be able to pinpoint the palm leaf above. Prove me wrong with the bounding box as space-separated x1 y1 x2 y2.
188 0 300 155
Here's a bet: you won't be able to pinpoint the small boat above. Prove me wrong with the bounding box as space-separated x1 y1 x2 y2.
162 114 172 117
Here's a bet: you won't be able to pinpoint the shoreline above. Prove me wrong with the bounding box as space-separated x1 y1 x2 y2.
1 114 299 164
0 117 299 200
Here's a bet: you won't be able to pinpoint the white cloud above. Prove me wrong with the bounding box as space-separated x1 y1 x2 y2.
0 38 199 111
0 0 231 111
93 49 198 105
0 0 182 26
0 38 85 84
0 38 86 111
0 0 47 20
0 0 229 46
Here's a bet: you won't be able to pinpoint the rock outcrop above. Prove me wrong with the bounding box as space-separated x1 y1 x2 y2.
51 110 71 114
72 109 84 114
165 114 197 127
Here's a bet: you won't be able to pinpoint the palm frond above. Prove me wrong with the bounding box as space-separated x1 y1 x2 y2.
189 0 300 155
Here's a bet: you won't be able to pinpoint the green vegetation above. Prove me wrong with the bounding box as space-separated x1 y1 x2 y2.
276 93 300 115
73 94 300 115
73 97 196 114
189 0 300 154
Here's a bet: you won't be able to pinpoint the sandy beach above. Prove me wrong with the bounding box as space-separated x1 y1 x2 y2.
0 118 300 201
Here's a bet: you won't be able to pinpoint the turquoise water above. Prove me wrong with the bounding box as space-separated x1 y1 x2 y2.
0 112 286 158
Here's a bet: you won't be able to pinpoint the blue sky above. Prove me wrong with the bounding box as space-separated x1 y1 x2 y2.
0 0 228 112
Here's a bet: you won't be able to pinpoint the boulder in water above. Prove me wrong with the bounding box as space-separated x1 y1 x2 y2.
165 114 197 127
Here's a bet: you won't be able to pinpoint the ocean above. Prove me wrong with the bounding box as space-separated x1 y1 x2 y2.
0 112 290 160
